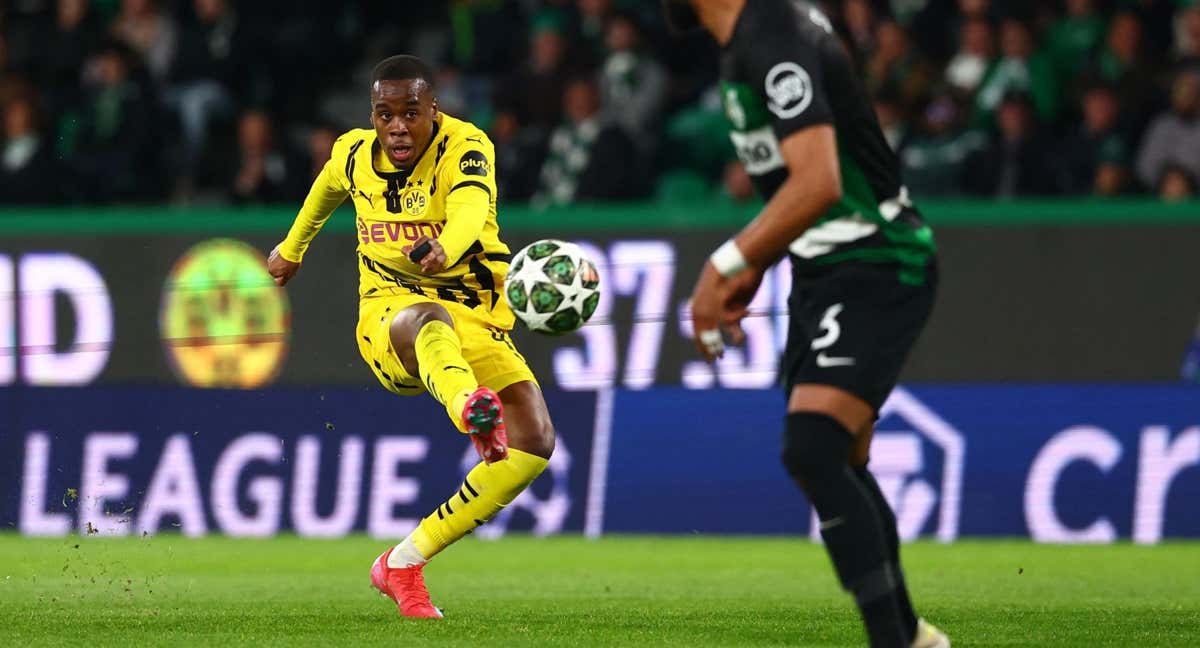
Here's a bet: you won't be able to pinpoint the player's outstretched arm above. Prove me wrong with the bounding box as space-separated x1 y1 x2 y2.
728 125 842 268
690 125 842 361
270 157 351 283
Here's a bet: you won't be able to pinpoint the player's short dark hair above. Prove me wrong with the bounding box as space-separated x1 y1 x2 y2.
372 55 435 90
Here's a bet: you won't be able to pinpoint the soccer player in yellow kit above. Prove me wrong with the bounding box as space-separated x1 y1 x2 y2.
266 55 555 619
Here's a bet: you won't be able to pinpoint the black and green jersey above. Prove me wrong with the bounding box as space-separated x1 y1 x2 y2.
720 0 935 280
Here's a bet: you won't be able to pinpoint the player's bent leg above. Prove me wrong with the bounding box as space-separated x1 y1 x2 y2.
390 303 505 457
376 380 552 615
409 381 553 558
373 446 548 620
373 305 533 619
390 304 479 427
784 384 910 648
406 445 547 560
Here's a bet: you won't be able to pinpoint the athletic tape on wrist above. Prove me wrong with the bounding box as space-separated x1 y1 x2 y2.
698 329 724 356
709 240 748 277
409 241 433 263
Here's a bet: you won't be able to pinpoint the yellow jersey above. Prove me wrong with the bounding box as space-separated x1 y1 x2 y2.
278 113 512 320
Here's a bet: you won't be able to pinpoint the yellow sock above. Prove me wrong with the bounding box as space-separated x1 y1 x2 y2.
414 320 478 432
409 448 548 560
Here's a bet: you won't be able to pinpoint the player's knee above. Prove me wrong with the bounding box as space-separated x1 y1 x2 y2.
498 382 556 459
781 412 853 485
392 303 452 342
519 416 555 460
389 303 453 371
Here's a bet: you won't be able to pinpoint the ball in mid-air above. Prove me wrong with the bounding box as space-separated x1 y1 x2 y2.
505 239 601 335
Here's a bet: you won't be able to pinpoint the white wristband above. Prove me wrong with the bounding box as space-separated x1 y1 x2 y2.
709 240 748 277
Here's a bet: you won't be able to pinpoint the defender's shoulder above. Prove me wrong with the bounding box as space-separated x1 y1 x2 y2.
742 1 833 50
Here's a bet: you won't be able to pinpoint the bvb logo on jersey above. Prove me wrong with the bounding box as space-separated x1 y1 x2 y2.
159 239 290 388
403 186 429 216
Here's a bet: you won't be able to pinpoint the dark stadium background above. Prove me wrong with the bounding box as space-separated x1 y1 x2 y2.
2 0 1199 205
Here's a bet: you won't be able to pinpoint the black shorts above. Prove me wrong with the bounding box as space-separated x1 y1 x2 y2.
781 260 937 411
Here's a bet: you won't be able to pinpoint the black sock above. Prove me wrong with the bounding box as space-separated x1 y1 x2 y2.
782 414 910 648
854 464 919 642
819 468 910 648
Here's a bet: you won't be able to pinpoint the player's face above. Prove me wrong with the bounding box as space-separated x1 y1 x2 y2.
371 78 438 169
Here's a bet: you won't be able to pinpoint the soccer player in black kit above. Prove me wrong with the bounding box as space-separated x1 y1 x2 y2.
668 1 949 647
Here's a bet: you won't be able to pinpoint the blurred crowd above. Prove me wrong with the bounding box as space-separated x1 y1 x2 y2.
1 0 1199 207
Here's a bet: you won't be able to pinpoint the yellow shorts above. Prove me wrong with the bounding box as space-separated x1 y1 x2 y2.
355 293 536 396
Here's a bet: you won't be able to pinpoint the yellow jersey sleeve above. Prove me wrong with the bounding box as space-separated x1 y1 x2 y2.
277 137 353 263
436 135 497 265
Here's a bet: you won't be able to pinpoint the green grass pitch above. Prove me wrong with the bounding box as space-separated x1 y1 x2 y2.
1 534 1197 646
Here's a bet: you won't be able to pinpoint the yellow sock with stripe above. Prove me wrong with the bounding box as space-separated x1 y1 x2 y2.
414 320 478 432
388 448 549 566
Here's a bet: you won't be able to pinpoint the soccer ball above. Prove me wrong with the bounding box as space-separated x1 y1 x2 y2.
505 239 601 335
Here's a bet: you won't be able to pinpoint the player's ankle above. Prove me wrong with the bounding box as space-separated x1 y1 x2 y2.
450 389 475 430
386 536 428 569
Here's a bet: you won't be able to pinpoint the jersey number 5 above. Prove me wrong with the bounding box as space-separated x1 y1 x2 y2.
811 303 844 351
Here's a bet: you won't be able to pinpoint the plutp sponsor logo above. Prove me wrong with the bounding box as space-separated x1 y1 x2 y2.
459 150 490 177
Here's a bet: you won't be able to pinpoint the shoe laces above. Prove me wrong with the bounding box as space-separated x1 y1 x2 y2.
392 566 434 610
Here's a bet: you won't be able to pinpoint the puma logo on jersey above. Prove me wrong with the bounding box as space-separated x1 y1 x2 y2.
459 150 490 177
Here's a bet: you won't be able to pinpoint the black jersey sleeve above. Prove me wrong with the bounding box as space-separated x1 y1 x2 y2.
739 3 834 140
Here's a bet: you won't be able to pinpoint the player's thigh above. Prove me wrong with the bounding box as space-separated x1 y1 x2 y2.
787 383 875 436
356 295 440 395
783 262 936 430
454 316 552 458
457 318 538 396
497 380 555 459
388 301 454 375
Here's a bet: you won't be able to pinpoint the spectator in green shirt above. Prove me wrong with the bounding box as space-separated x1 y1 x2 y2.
945 17 996 95
900 92 988 196
974 18 1058 128
1045 0 1106 81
